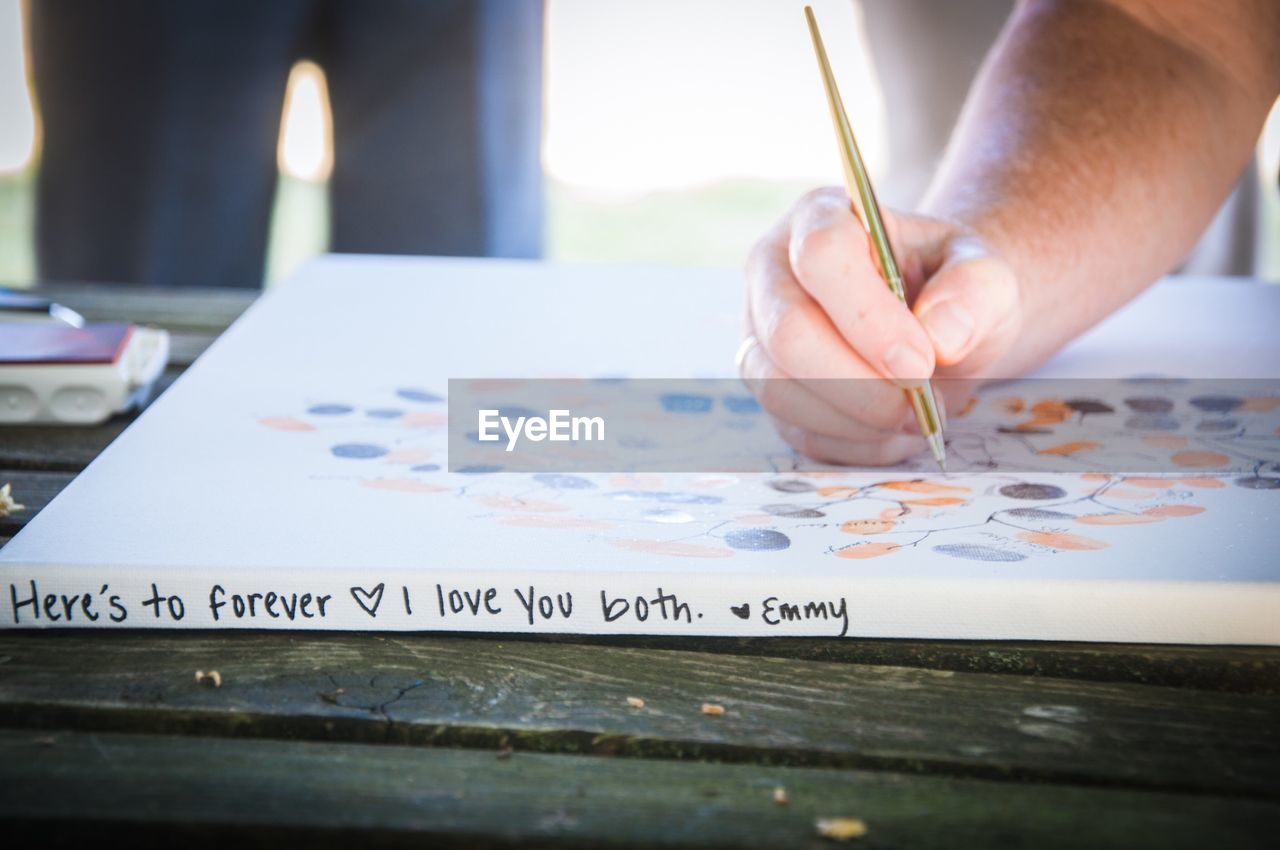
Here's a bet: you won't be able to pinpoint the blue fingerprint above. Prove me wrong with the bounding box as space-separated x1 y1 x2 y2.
308 403 353 415
365 408 404 419
1235 476 1280 490
1006 507 1073 520
659 393 713 413
608 490 723 505
396 388 444 403
722 395 762 414
533 473 597 490
456 464 503 474
933 543 1026 562
331 443 388 459
1195 418 1238 432
1125 414 1180 431
725 528 791 551
411 463 441 472
1189 395 1243 414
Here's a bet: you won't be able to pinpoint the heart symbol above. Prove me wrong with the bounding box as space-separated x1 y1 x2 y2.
730 603 750 620
350 583 386 618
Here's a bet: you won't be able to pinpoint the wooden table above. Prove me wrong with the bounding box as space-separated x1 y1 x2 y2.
1 284 1277 848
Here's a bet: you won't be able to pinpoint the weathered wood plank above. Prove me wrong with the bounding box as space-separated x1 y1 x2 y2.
163 330 220 368
0 634 1275 798
0 729 1274 849
0 469 73 536
34 283 255 332
531 636 1280 695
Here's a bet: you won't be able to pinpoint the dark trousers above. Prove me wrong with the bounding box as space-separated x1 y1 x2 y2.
29 0 544 289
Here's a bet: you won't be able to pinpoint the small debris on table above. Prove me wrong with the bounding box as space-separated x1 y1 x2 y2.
700 702 726 717
0 483 25 518
194 670 222 688
815 817 868 841
626 696 646 709
772 786 789 806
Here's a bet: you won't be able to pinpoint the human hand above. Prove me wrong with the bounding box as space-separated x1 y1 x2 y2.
739 187 1022 465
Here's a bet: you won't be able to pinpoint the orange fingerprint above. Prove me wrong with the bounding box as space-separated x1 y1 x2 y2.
1081 472 1110 481
477 496 570 512
259 417 315 432
1031 399 1071 418
1171 451 1231 469
903 496 967 506
1123 477 1176 489
955 396 979 418
382 449 433 464
608 539 734 558
1143 504 1206 518
1077 513 1163 526
1038 440 1102 456
1178 476 1224 488
1016 418 1060 431
841 518 896 535
1241 397 1280 412
998 396 1025 414
879 480 971 494
835 542 901 559
401 411 448 427
497 515 613 529
818 486 861 498
361 479 450 493
1018 531 1109 551
1141 435 1189 449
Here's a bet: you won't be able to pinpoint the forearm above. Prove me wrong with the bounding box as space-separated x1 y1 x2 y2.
922 0 1280 375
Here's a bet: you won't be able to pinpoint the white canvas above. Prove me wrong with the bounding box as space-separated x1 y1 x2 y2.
2 256 1277 642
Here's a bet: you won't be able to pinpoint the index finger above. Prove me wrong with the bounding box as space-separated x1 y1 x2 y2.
788 189 936 388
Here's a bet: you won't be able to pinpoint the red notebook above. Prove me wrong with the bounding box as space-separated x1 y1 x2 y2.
0 323 134 365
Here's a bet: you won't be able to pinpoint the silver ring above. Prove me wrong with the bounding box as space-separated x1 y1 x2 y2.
734 335 761 372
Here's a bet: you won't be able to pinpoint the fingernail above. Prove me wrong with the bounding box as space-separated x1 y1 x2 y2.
921 300 975 360
883 342 931 386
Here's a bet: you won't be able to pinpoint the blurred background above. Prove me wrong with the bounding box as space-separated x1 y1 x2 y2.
0 0 1277 288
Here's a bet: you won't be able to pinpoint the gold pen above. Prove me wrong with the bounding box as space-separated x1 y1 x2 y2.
803 6 946 470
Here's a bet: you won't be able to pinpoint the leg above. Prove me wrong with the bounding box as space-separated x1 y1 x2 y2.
323 0 544 259
29 0 310 287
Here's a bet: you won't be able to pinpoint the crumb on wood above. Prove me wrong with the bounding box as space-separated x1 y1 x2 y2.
626 696 645 709
0 483 25 518
194 670 222 688
773 786 789 806
700 702 726 717
815 817 868 841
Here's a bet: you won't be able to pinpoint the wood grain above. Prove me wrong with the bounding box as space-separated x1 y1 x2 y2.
34 283 255 332
1 729 1274 849
0 633 1274 798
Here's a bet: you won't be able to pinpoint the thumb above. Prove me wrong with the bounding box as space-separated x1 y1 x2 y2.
912 240 1020 370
